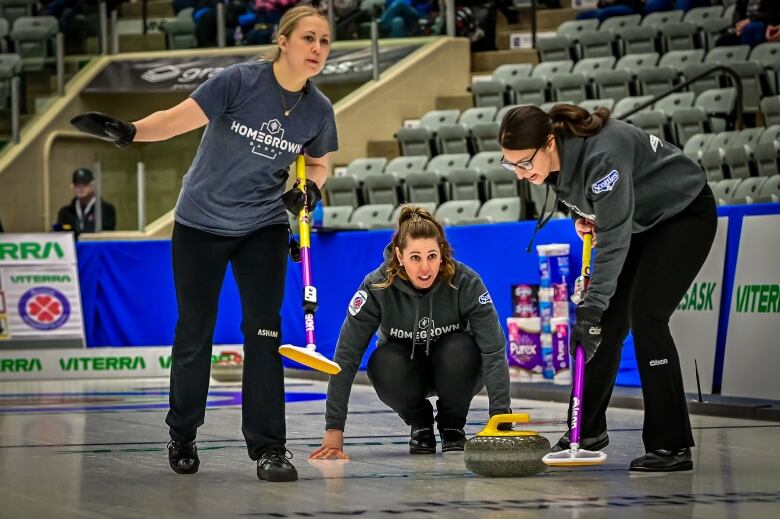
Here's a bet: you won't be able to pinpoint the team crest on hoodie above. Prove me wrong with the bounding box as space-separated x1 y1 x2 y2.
348 290 368 316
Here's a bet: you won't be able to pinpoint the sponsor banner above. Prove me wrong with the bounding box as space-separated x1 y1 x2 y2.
84 45 421 93
722 215 780 400
1 267 84 339
670 217 727 394
0 234 85 347
0 233 77 265
0 345 243 380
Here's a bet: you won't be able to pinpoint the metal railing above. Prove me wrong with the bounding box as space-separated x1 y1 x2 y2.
618 64 745 131
89 159 147 232
92 160 104 232
10 77 20 144
99 1 109 55
9 31 69 143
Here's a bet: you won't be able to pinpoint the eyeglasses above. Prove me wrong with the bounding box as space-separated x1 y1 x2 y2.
500 146 542 172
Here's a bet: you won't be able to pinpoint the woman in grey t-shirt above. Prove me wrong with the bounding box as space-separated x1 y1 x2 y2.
71 5 339 483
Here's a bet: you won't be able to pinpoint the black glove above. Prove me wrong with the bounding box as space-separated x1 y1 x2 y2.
70 112 136 149
570 306 603 364
281 179 322 215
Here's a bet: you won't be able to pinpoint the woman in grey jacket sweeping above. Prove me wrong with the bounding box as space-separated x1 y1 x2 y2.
309 206 511 459
499 104 717 472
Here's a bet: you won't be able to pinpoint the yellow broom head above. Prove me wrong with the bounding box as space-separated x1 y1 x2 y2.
279 344 341 375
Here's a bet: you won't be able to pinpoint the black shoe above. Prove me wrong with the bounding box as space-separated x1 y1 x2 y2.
257 446 298 482
550 430 609 453
439 428 466 452
409 424 436 454
629 448 692 472
168 440 199 475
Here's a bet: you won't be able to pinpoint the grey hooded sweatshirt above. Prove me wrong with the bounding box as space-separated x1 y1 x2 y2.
325 245 512 431
538 118 707 315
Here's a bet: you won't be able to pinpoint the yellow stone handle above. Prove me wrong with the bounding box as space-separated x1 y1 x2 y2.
477 413 537 437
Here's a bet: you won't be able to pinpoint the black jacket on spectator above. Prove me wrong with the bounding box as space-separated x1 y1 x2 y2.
731 0 780 24
56 197 116 234
597 0 643 11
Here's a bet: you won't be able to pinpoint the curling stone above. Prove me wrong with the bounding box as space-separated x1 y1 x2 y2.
211 351 244 382
464 413 550 477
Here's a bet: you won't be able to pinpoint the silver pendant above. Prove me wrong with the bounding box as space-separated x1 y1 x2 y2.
284 110 290 116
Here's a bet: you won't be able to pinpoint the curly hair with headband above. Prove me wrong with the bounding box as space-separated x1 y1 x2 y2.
373 205 457 289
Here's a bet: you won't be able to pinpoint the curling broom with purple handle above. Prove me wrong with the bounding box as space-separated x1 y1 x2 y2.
543 233 606 466
278 156 341 375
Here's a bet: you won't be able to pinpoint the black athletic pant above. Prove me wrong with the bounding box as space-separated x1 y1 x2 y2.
367 332 484 430
165 222 289 460
571 186 717 451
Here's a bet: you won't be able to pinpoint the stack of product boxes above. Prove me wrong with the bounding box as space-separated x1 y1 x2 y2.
507 244 572 385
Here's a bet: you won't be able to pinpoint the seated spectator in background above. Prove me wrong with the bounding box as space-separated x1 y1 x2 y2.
644 0 711 14
576 0 710 19
716 0 780 47
576 0 643 22
173 0 198 15
767 23 780 43
377 0 432 38
241 0 301 45
55 168 116 235
193 0 249 47
44 0 125 53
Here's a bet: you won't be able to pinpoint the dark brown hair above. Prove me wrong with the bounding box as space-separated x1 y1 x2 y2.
373 205 456 289
498 104 612 150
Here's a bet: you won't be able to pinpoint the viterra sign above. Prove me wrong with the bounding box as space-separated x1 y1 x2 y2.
0 242 65 261
0 235 76 265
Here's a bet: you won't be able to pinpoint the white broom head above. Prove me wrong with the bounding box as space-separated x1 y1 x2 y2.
543 448 607 467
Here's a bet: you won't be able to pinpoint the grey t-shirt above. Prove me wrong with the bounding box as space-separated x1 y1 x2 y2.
175 60 338 236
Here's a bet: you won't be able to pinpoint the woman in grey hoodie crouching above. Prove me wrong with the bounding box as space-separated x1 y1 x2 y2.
309 206 511 459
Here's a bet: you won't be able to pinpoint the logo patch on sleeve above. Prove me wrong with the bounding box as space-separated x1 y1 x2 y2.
649 134 663 152
479 291 492 305
348 290 368 316
591 170 619 194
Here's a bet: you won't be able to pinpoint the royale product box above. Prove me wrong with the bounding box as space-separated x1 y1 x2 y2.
537 244 571 287
538 287 554 333
552 282 570 319
506 317 545 382
551 317 571 385
511 284 539 317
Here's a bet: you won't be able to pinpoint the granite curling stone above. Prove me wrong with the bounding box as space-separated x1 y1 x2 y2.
464 413 550 477
211 351 244 382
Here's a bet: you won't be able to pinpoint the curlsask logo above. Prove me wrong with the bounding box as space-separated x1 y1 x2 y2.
592 170 620 194
479 291 492 305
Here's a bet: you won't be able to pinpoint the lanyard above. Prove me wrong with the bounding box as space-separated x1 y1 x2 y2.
75 198 96 231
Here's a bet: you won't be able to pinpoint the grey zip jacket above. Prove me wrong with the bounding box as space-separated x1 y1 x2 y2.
325 245 511 431
546 118 706 314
